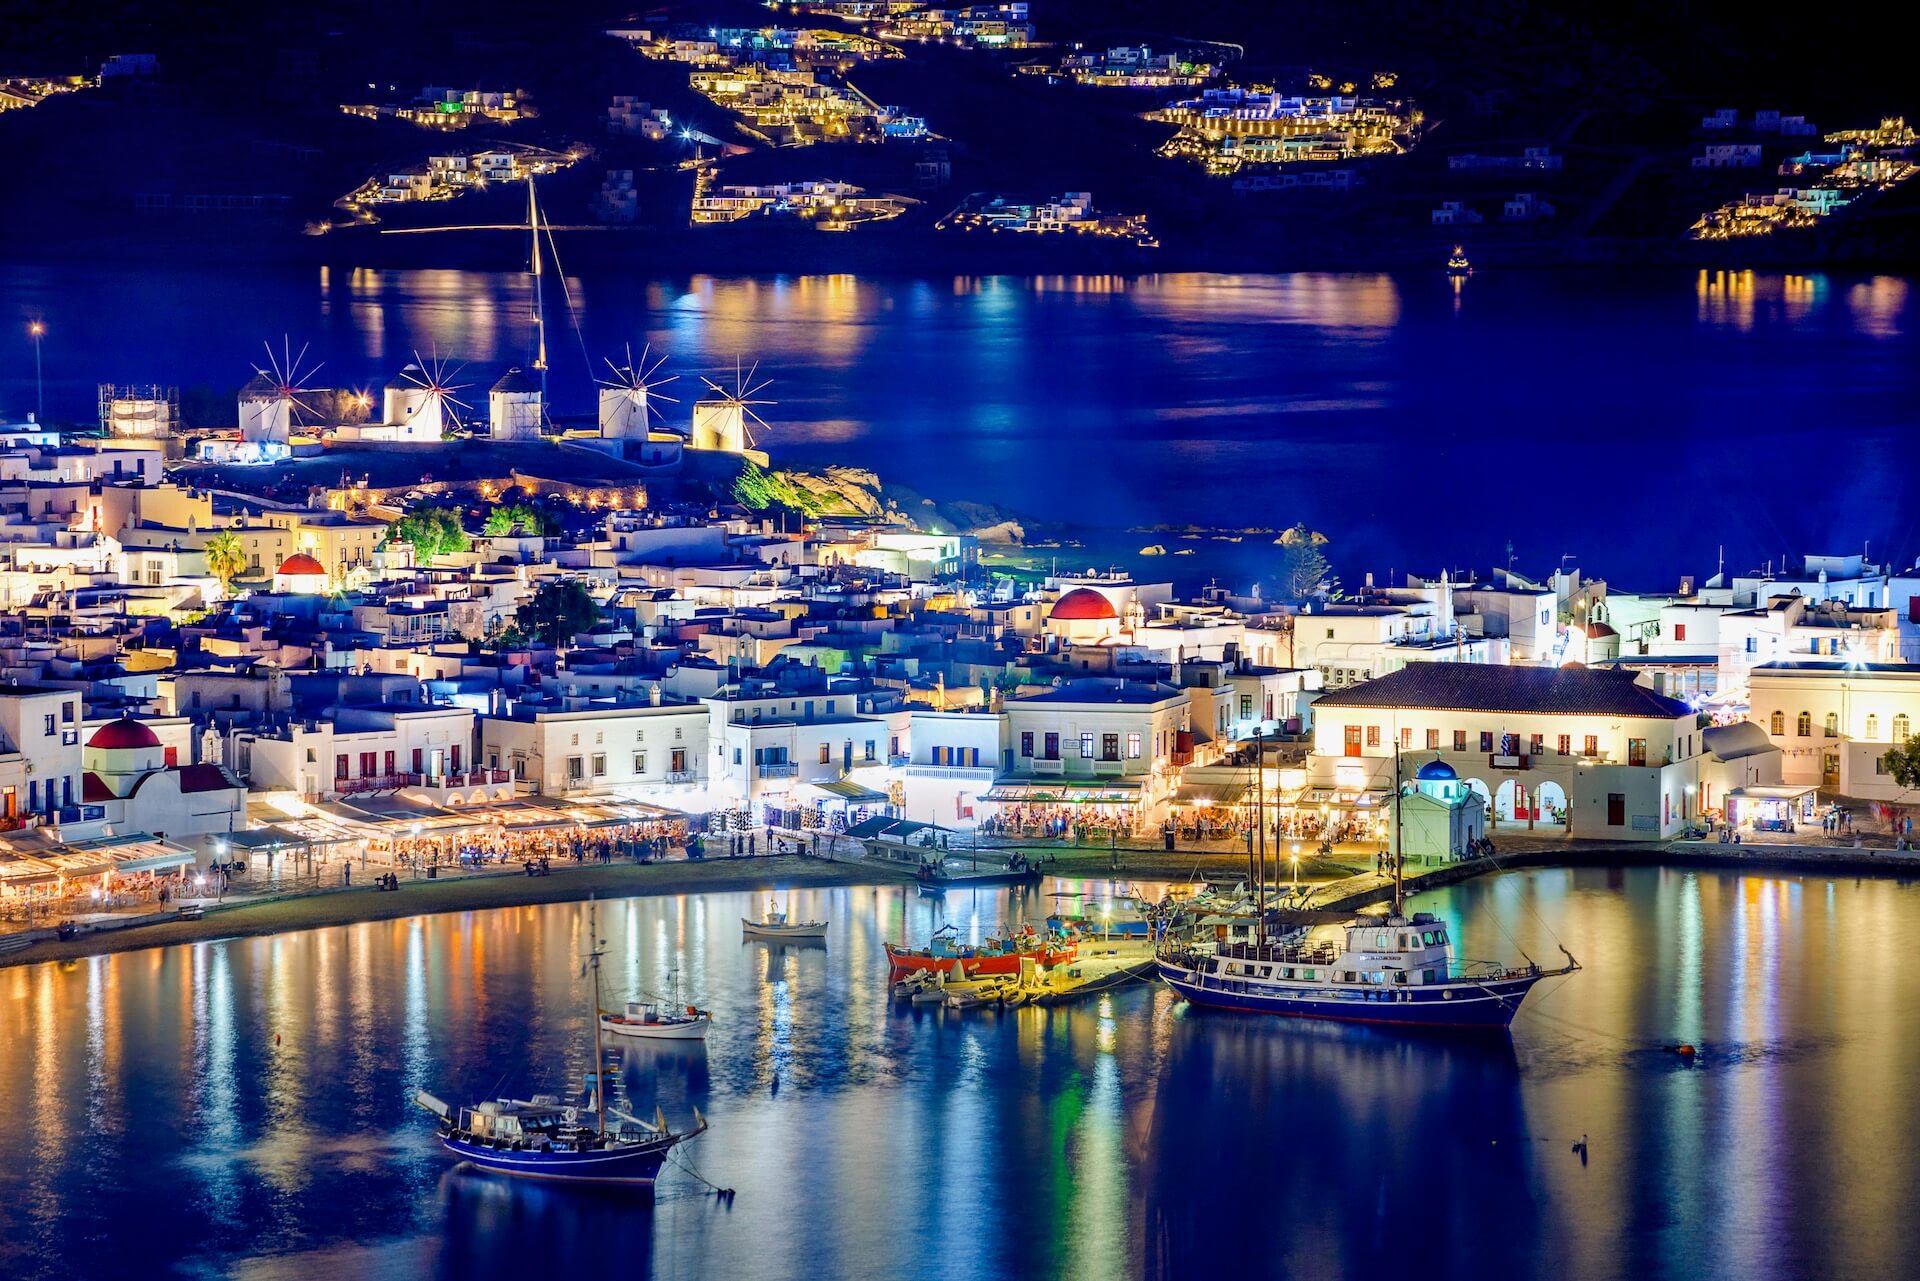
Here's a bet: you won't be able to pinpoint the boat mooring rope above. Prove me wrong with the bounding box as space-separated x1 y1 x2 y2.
667 1145 735 1203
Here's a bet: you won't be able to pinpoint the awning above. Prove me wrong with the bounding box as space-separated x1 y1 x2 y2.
807 779 889 805
60 833 196 875
981 780 1145 805
847 817 937 840
1173 782 1248 806
1726 785 1819 800
225 826 311 852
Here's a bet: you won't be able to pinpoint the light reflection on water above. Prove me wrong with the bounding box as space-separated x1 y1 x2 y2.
3 868 1919 1281
1 264 1912 584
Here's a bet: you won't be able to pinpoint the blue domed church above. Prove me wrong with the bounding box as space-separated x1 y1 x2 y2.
1397 756 1486 860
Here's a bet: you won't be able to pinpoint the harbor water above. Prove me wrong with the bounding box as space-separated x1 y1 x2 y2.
3 867 1919 1281
1 265 1915 585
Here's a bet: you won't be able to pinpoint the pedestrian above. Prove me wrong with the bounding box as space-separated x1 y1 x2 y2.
344 865 351 887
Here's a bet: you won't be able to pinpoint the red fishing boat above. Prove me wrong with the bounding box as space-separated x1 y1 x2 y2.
884 923 1078 977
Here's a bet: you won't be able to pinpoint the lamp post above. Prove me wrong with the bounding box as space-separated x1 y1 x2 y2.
28 321 45 423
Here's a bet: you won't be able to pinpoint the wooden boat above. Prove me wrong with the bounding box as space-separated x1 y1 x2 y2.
914 853 1044 892
601 1000 711 1042
885 922 1076 978
742 898 828 940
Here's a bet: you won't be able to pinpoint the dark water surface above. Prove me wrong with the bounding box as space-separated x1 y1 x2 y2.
3 265 1916 585
3 867 1918 1281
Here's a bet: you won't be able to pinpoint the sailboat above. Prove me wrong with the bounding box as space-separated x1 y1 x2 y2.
1157 746 1578 1029
414 897 707 1184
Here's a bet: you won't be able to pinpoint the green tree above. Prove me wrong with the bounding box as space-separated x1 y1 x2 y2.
1882 737 1920 792
204 529 248 596
516 579 601 647
383 505 471 561
484 502 554 538
1276 524 1333 602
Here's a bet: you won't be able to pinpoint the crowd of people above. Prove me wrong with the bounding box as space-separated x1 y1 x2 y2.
382 819 683 872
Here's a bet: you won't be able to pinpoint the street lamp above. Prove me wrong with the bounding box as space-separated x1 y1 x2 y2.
28 321 45 423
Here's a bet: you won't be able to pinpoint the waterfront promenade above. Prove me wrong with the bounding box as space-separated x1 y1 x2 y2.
7 823 1919 970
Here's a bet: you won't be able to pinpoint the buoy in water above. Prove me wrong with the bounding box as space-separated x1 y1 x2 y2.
1675 1044 1696 1058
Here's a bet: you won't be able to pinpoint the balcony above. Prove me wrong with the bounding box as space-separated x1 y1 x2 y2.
1488 754 1531 771
887 753 911 768
1029 757 1065 775
403 769 512 788
757 762 798 779
336 773 408 795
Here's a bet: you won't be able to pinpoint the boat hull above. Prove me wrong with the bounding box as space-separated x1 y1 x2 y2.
885 942 1075 977
442 1135 674 1185
916 868 1044 892
600 1014 710 1041
1158 959 1544 1029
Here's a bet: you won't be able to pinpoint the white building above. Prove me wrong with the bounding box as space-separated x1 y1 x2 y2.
984 678 1192 829
1747 661 1920 800
482 699 710 807
1308 664 1707 839
80 716 246 861
488 368 544 440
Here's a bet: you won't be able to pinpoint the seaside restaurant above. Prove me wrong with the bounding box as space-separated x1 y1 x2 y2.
977 778 1151 839
0 830 196 923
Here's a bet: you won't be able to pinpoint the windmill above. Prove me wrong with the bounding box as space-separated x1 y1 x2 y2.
387 347 473 440
691 356 774 455
597 342 678 439
240 337 324 443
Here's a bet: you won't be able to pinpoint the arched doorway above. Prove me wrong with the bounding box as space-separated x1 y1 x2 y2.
1536 781 1568 826
1464 778 1493 811
1495 779 1531 822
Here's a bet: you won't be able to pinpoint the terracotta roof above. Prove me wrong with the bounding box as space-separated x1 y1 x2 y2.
178 763 243 794
1049 588 1118 621
278 552 326 576
87 717 161 749
1312 664 1694 719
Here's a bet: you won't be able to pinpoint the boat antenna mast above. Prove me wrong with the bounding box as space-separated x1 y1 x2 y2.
528 178 548 412
586 895 607 1136
1254 725 1265 946
1392 743 1405 916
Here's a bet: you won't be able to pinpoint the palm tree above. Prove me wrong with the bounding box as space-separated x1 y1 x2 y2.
205 530 248 598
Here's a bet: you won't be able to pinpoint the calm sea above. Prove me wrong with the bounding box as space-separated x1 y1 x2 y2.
2 867 1917 1281
2 265 1915 587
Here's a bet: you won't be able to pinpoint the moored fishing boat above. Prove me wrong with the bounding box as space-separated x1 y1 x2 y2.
914 852 1044 892
885 922 1076 978
601 1000 711 1041
414 898 707 1185
742 897 828 940
601 970 711 1040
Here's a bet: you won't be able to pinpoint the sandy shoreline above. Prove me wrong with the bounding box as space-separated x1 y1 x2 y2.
11 839 1913 971
1 847 1311 970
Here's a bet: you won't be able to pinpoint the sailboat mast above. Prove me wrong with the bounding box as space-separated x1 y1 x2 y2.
528 179 548 410
1254 726 1265 946
588 897 607 1136
1392 743 1404 916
